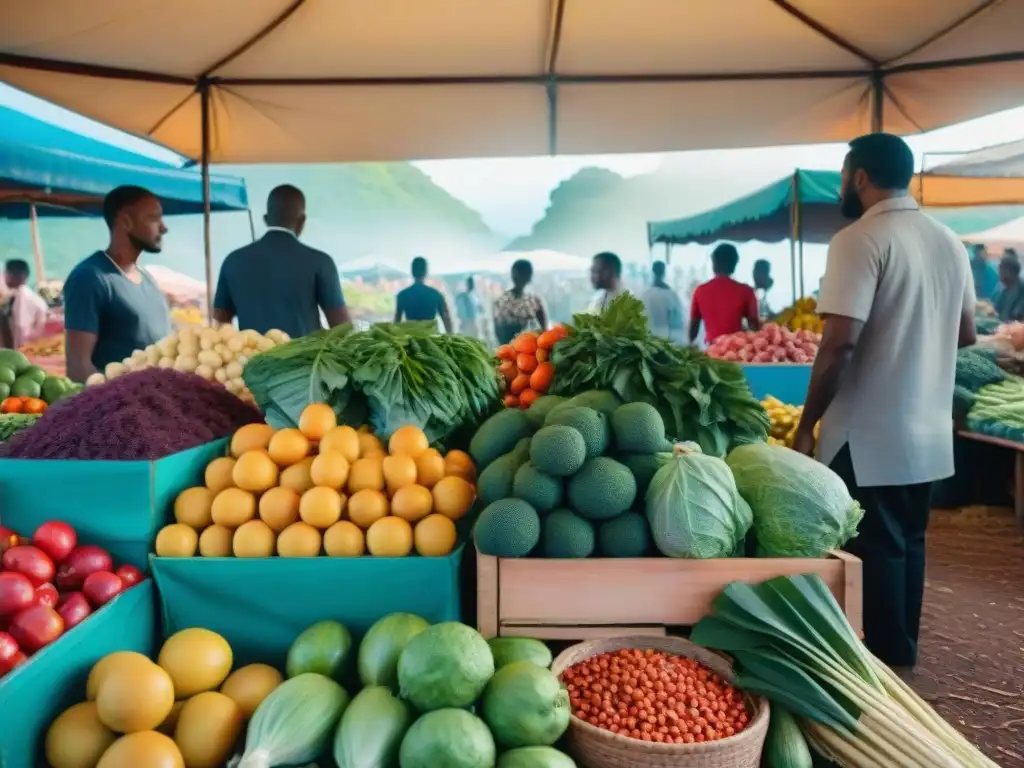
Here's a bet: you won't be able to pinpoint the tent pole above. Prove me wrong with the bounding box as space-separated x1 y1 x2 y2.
200 83 213 325
870 70 884 133
247 208 257 242
664 242 670 266
798 239 805 297
790 171 801 301
28 203 46 288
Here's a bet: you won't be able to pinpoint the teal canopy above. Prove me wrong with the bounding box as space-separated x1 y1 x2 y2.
647 169 1023 247
0 104 249 219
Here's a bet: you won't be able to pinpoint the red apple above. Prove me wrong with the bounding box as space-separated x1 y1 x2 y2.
82 572 124 608
33 583 59 609
55 545 112 591
114 564 145 587
8 605 63 653
31 521 77 564
2 546 55 587
0 572 34 616
56 592 92 631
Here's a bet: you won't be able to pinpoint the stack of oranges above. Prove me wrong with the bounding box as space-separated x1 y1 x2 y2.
496 326 567 409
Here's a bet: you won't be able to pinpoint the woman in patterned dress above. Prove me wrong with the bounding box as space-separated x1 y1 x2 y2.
493 259 548 344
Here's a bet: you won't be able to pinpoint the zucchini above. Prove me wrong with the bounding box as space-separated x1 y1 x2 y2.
764 706 813 768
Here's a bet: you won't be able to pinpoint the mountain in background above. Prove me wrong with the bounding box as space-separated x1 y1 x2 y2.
0 162 500 282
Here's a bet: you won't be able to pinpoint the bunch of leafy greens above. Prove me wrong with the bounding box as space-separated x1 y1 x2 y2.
243 322 499 443
550 294 769 456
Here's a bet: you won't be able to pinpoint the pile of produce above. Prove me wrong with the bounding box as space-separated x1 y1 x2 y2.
693 574 998 767
964 375 1024 442
1 368 263 461
0 520 145 676
157 403 478 559
774 296 823 333
548 295 769 457
84 324 290 403
496 326 565 408
706 323 820 364
244 321 499 445
560 646 751 744
953 345 1006 417
0 349 80 408
18 332 64 360
44 615 576 768
762 396 819 448
471 394 857 560
0 413 40 442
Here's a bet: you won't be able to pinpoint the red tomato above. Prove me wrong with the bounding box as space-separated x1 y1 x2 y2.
0 572 34 616
55 545 112 591
0 630 19 675
2 546 55 587
114 564 145 587
8 605 64 653
82 572 124 608
0 397 23 414
56 592 92 630
31 521 77 565
33 583 59 609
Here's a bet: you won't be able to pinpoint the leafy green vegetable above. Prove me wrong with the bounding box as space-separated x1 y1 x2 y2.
550 294 769 456
243 322 499 443
0 413 40 442
645 442 750 558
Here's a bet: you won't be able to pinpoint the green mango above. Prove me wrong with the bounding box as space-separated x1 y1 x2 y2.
0 383 10 401
20 366 47 385
10 376 41 399
0 367 15 387
0 349 30 375
40 376 68 404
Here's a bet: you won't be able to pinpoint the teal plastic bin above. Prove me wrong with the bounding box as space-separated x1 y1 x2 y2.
0 439 227 568
152 546 464 667
740 363 812 404
0 581 158 768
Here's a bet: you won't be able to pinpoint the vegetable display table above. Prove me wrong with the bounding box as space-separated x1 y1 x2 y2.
476 547 862 641
957 430 1024 530
739 364 811 404
0 581 157 768
0 439 226 568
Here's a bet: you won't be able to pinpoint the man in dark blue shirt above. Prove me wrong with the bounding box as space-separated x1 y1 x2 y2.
394 257 453 332
63 186 173 382
213 185 350 338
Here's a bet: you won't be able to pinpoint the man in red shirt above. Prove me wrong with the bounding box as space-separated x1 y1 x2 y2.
688 243 760 343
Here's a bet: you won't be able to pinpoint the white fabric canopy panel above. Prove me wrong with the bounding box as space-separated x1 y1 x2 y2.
2 1 1024 163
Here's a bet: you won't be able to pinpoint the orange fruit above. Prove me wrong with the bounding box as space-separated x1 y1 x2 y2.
276 522 321 557
357 432 385 458
432 476 476 521
323 521 365 556
174 487 214 529
414 514 458 557
390 485 433 523
279 457 315 494
258 487 301 532
414 451 446 488
299 487 344 529
298 403 336 441
388 425 429 458
319 426 360 463
444 450 477 482
232 450 279 493
230 424 274 458
382 454 418 495
155 524 199 557
233 520 276 557
267 428 310 466
198 525 233 557
204 457 236 493
310 450 351 489
211 488 257 527
348 456 385 493
366 516 413 557
347 489 389 529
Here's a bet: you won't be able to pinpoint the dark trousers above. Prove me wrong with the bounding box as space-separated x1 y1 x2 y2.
829 445 932 667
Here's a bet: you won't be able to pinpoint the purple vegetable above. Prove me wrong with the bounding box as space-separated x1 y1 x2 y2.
0 368 263 461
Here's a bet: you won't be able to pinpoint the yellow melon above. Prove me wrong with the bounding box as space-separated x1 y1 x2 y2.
86 652 155 701
267 428 310 467
414 514 458 557
173 487 213 529
154 524 198 558
276 522 322 557
366 516 413 557
390 485 433 523
204 457 236 493
45 702 117 768
158 628 233 699
258 487 300 532
230 424 274 458
319 425 360 463
357 432 384 458
382 454 417 495
96 661 175 733
310 450 350 489
210 488 257 528
388 425 429 458
173 692 244 768
232 450 279 493
219 663 283 719
96 731 183 768
299 486 344 528
414 451 446 488
347 456 384 493
298 403 336 440
431 476 477 522
279 457 315 494
233 520 276 557
347 489 389 529
323 520 366 557
198 525 233 557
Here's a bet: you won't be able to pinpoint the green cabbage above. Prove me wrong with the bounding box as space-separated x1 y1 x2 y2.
645 442 750 558
726 443 863 557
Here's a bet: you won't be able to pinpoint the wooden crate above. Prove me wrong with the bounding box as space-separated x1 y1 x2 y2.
477 547 862 640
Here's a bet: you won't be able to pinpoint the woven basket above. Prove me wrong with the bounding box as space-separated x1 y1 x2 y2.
550 635 769 768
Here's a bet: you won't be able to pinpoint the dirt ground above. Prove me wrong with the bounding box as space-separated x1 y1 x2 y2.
912 507 1024 766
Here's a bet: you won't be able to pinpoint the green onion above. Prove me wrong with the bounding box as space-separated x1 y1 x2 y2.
691 575 998 767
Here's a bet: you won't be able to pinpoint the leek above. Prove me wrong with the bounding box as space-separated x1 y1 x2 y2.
232 673 350 768
691 574 998 767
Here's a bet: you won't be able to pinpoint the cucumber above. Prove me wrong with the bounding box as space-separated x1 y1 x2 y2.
764 707 812 768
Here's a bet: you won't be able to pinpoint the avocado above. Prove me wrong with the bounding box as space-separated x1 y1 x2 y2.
10 376 41 399
0 349 30 375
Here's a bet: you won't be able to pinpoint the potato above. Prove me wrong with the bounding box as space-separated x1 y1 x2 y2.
197 350 223 369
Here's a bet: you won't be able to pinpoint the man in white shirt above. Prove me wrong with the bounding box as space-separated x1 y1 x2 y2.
794 133 977 669
2 260 48 349
641 261 684 342
587 251 627 314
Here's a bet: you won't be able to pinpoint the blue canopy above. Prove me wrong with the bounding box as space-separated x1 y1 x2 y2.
0 105 248 218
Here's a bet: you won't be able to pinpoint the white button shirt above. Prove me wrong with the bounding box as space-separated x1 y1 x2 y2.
816 196 975 487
